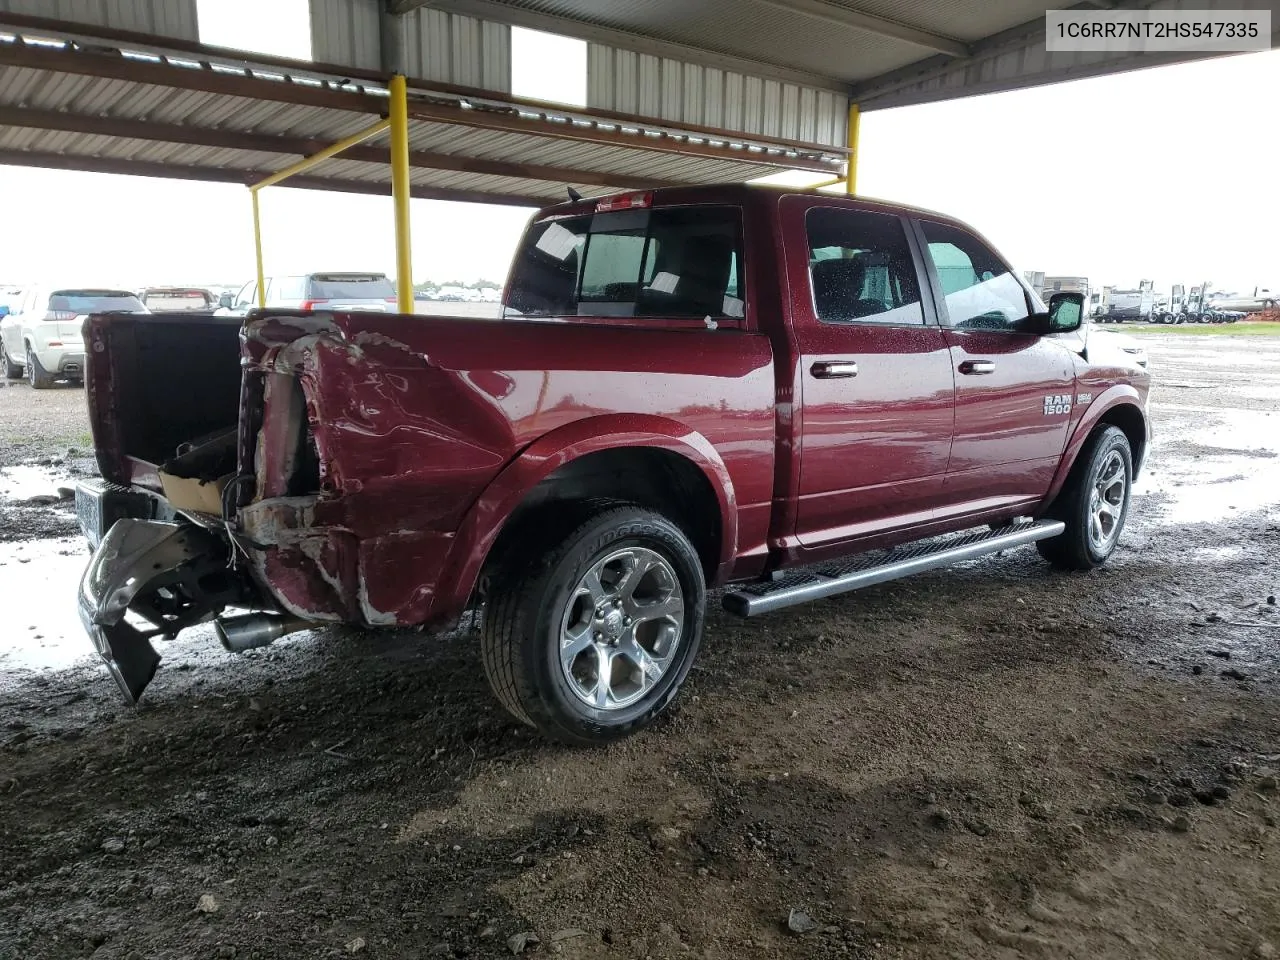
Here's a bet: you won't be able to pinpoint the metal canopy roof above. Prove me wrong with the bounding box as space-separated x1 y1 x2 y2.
400 0 1277 106
0 12 847 208
1 1 1272 207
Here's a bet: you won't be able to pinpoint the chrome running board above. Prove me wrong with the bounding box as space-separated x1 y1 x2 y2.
723 520 1065 618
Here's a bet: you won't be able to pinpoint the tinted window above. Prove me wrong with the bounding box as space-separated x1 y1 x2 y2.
504 206 745 320
48 290 145 314
921 221 1030 331
307 274 395 299
805 208 923 325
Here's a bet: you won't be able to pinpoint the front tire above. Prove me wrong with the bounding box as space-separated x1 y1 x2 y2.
1038 426 1133 570
481 503 706 745
0 341 20 379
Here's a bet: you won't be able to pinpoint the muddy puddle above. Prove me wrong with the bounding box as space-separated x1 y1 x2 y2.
0 463 71 501
0 537 91 670
1134 406 1280 524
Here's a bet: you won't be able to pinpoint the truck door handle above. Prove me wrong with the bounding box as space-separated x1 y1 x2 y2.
959 360 996 375
810 360 858 379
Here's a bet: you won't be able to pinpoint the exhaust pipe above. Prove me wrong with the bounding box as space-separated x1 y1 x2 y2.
216 613 313 653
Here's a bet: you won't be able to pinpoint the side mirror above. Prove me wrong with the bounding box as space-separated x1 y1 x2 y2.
1047 291 1085 333
218 293 234 309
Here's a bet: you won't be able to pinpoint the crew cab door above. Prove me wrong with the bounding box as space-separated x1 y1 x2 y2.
783 198 955 549
913 218 1076 515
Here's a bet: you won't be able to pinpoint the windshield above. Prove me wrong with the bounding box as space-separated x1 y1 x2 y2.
49 290 146 313
307 275 394 299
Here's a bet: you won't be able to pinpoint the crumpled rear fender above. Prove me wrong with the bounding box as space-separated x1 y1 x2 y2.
426 414 739 625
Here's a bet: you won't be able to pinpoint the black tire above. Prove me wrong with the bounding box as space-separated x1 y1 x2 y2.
26 344 54 389
0 340 20 379
1037 426 1133 571
481 503 706 745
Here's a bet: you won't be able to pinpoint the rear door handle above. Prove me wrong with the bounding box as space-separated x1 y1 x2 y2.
959 360 996 375
811 360 858 379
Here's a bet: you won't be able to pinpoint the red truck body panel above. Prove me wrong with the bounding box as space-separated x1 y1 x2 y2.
236 310 776 626
82 184 1150 636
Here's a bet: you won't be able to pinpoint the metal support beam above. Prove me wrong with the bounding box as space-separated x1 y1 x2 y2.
845 102 860 196
389 75 415 315
0 149 547 206
380 1 408 75
751 0 968 56
247 117 393 302
250 119 392 190
0 106 689 190
252 191 267 309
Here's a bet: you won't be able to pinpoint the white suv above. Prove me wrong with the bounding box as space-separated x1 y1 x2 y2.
0 285 148 388
215 272 397 316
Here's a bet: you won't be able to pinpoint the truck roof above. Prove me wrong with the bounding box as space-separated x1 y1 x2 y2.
535 182 970 230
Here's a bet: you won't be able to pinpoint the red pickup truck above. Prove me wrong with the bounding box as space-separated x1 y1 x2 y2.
77 184 1150 744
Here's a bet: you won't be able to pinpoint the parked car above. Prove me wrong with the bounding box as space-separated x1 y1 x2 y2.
76 184 1150 744
215 273 397 315
1 285 147 387
139 287 216 312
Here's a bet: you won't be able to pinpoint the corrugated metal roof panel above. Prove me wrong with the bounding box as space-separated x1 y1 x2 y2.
588 44 848 148
310 0 381 71
0 0 198 40
311 0 512 92
479 0 927 83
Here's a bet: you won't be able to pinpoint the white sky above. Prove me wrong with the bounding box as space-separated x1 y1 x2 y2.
0 0 1275 292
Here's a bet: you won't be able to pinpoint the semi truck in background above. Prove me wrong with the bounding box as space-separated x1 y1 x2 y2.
1151 282 1242 324
1096 281 1155 323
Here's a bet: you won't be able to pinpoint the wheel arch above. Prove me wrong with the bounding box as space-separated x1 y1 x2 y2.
1042 389 1148 510
431 415 738 624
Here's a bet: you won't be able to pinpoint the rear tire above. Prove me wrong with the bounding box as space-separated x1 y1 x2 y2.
0 341 20 379
1037 426 1133 571
481 503 706 745
26 345 54 389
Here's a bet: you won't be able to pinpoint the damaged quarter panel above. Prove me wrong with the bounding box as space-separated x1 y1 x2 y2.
241 311 776 628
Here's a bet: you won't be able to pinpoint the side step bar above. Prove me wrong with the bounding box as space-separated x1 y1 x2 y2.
723 520 1065 618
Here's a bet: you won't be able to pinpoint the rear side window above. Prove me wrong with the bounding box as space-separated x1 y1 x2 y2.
504 206 745 320
920 221 1030 331
48 290 145 315
307 274 395 299
805 207 923 325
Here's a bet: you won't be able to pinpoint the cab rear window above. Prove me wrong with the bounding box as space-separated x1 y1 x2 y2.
50 290 145 313
504 206 745 320
307 275 395 299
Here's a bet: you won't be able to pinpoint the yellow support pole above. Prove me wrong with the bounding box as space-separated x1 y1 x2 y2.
845 101 861 196
252 189 267 308
389 74 414 314
252 118 390 191
247 116 391 307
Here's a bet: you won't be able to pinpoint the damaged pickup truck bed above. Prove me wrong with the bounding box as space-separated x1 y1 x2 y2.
77 183 1151 744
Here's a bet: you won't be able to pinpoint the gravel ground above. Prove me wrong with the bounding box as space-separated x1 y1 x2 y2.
1 336 1279 960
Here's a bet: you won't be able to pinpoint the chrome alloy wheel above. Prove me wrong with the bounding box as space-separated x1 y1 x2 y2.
1088 450 1128 553
558 547 685 711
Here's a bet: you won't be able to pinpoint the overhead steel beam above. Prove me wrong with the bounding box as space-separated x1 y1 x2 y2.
0 106 688 189
405 0 854 93
0 41 839 173
749 0 968 57
0 149 548 207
